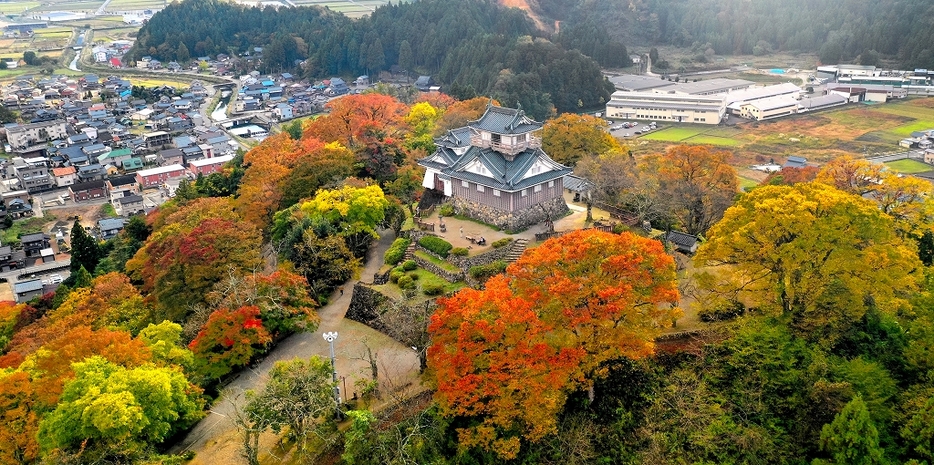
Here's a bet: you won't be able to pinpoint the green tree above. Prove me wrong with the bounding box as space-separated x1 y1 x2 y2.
69 220 100 275
367 38 385 73
815 395 886 465
244 356 337 452
177 42 190 62
398 39 414 71
36 356 204 462
22 50 36 65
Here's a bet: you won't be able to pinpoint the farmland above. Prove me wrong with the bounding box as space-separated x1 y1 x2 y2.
632 98 934 167
884 158 933 174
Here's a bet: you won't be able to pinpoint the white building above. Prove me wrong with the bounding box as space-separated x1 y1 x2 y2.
605 91 726 124
5 120 68 151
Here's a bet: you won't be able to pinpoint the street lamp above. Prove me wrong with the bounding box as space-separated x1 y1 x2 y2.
322 331 341 417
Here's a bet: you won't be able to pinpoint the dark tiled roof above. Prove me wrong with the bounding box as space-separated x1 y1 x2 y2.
108 174 137 187
659 230 699 251
468 104 542 135
70 179 106 191
118 194 144 204
447 146 570 192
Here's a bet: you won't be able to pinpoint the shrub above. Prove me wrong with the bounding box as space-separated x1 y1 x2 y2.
418 236 453 258
409 272 420 281
699 300 746 322
384 238 411 265
469 260 508 281
397 275 416 290
491 238 513 249
422 282 445 296
450 247 469 256
402 260 418 271
438 204 454 217
389 269 404 283
612 223 627 234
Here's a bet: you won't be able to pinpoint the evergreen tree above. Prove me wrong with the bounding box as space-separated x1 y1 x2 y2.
398 39 413 72
816 395 886 465
69 220 100 275
177 42 190 62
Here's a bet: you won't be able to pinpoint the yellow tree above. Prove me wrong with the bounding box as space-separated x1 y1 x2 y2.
695 182 920 345
541 113 623 166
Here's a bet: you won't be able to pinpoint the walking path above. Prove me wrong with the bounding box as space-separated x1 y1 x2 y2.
170 230 421 463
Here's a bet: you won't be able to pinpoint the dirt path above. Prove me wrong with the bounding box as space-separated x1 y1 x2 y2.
170 230 422 463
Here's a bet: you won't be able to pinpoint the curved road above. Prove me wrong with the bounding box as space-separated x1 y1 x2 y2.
170 231 422 463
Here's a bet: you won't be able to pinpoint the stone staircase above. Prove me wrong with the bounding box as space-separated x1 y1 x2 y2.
504 238 528 263
402 243 417 262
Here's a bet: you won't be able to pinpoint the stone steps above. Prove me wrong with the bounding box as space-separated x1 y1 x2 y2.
504 238 528 263
402 243 417 262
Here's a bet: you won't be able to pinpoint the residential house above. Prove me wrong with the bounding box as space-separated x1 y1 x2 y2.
98 148 132 167
52 166 77 187
274 103 293 121
115 194 145 216
11 157 54 192
143 131 171 149
158 148 184 166
189 154 233 176
0 245 26 271
328 77 349 95
415 76 435 92
19 232 50 258
98 217 125 240
135 164 186 187
417 104 571 230
106 174 140 201
77 164 105 182
69 179 107 202
13 279 43 303
784 156 808 168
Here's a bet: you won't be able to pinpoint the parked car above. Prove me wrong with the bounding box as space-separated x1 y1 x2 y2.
48 274 63 284
623 133 630 137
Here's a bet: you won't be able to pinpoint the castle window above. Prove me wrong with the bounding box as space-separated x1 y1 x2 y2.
493 189 501 197
521 189 527 197
534 184 542 193
461 180 468 188
548 180 554 188
477 185 485 193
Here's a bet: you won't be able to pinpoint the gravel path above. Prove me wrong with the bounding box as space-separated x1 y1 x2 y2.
170 230 422 463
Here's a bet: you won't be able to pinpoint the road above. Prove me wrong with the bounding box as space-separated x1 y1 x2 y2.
169 231 422 463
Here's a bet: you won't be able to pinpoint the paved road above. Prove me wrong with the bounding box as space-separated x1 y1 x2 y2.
169 230 422 463
1 258 70 284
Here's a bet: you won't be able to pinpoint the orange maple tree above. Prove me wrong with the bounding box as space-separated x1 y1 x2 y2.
427 229 680 458
509 229 681 380
303 93 408 148
427 275 584 459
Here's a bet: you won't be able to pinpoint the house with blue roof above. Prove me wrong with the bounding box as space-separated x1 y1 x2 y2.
418 103 571 230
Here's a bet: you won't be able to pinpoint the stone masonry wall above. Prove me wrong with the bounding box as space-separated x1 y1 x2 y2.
451 196 569 232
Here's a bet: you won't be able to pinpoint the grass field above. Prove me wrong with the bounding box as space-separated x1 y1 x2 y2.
105 0 166 10
641 127 705 142
684 135 743 146
737 176 759 191
0 1 38 14
884 159 934 174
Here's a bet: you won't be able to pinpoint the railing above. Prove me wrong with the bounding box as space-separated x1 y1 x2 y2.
469 135 541 155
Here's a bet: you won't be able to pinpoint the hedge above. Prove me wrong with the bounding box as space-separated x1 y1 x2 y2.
384 238 411 265
491 237 512 249
421 282 445 296
402 260 418 271
418 236 453 258
450 247 469 256
469 260 508 281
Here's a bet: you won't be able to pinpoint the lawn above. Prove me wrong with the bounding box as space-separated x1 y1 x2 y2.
414 250 461 274
684 135 742 146
0 1 38 14
890 120 934 136
641 126 705 142
737 175 759 191
884 158 934 174
409 268 464 294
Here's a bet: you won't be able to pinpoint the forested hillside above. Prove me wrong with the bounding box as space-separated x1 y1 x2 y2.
524 0 934 67
129 0 620 118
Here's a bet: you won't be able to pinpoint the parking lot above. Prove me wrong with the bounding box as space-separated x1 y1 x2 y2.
608 120 659 138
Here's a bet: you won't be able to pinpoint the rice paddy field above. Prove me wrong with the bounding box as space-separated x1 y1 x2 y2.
285 0 410 17
0 1 38 14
